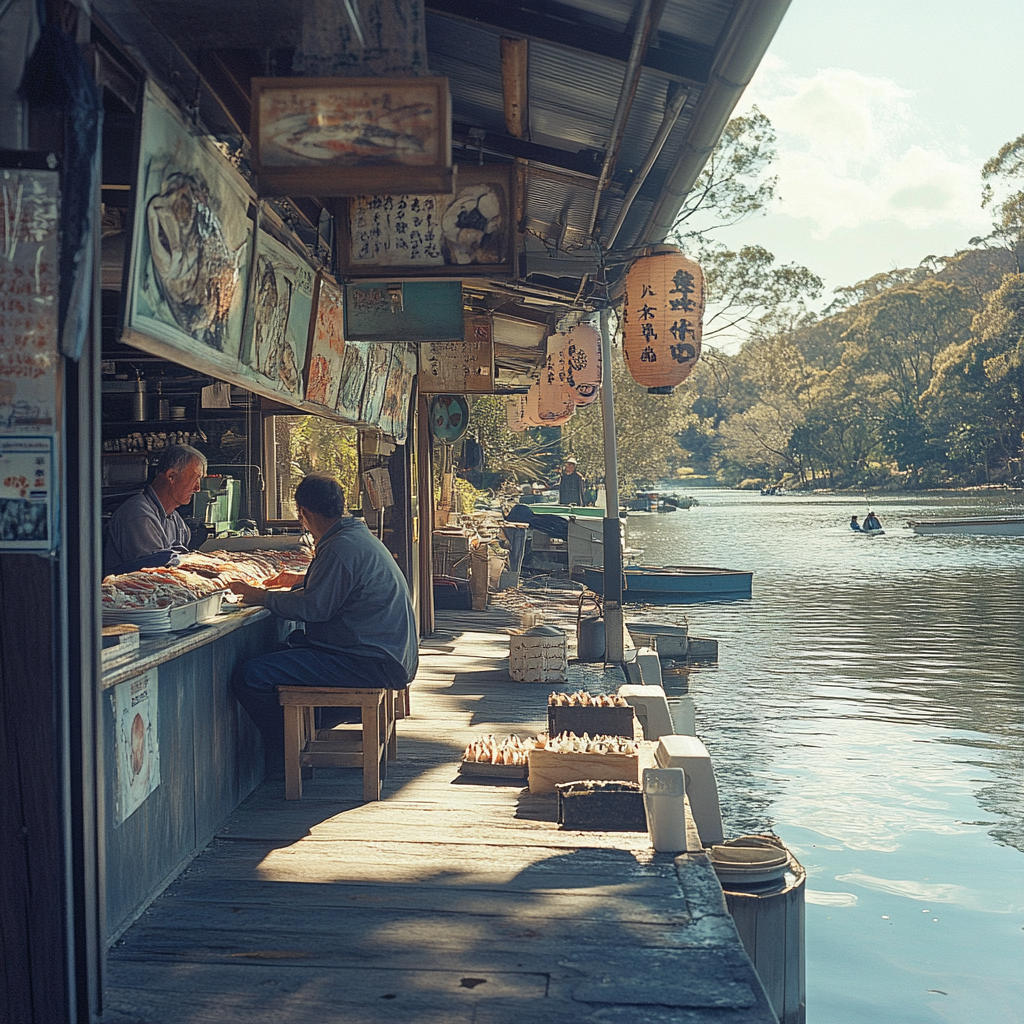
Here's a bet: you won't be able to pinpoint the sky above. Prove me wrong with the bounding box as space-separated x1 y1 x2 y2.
708 0 1024 321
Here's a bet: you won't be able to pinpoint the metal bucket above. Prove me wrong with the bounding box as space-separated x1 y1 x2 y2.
576 614 605 662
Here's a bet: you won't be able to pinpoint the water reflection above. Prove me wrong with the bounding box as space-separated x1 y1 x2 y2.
625 490 1024 1023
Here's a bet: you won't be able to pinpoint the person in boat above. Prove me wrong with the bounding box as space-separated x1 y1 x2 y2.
850 515 862 531
555 457 590 506
864 511 882 531
228 474 418 768
103 443 206 576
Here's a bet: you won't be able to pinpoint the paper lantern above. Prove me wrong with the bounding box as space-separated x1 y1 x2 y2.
563 323 602 406
622 245 704 394
536 335 576 423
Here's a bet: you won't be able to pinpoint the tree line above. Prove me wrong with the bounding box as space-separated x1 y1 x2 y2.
469 121 1024 494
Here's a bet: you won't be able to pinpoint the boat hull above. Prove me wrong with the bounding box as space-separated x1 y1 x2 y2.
907 516 1024 537
581 565 753 603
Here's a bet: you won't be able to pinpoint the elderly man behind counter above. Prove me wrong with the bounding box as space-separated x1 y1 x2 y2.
229 473 418 767
103 443 206 576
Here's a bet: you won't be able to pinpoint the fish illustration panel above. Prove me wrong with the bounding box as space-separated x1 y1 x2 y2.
127 82 254 367
381 344 418 445
255 78 445 169
239 225 314 399
336 340 369 422
359 343 395 428
304 274 346 410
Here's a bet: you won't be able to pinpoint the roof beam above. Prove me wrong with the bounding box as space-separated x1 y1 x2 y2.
426 0 713 84
452 122 603 177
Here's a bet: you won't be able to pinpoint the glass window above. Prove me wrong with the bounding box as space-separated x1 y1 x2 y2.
263 415 359 522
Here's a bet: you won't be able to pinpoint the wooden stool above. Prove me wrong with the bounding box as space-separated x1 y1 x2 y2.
277 686 398 801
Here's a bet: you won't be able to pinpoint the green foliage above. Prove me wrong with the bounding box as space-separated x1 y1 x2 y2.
981 134 1024 267
562 341 695 495
470 396 554 483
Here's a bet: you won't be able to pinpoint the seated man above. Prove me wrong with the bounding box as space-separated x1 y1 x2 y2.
230 473 418 765
103 444 206 576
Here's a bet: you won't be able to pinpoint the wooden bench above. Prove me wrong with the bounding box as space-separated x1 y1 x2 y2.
276 686 402 801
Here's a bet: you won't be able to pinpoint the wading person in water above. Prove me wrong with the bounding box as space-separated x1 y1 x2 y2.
850 515 862 531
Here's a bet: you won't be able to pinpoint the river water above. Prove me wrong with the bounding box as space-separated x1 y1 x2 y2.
623 489 1024 1024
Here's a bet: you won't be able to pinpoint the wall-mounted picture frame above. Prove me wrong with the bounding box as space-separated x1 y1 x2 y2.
335 340 370 422
123 81 255 373
339 165 516 277
237 208 315 401
378 343 418 444
358 343 395 427
304 273 347 410
251 76 454 197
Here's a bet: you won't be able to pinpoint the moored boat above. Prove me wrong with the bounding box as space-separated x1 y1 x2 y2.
579 564 753 602
906 515 1024 537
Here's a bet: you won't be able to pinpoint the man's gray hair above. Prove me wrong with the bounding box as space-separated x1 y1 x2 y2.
155 444 207 476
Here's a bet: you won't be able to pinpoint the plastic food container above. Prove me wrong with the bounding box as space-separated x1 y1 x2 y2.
102 590 228 634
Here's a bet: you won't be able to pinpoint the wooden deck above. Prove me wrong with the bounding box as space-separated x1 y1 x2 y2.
103 609 776 1023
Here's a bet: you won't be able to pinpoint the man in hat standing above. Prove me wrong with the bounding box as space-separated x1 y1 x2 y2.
556 457 589 506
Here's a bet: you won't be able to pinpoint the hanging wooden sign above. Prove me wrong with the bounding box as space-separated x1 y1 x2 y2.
344 279 464 342
339 165 515 276
251 76 454 197
419 315 494 393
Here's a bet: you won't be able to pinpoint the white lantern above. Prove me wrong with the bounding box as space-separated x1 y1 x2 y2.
562 323 602 406
536 335 575 423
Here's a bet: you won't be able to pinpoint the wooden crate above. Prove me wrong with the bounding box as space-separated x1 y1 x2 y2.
547 705 638 740
527 746 640 794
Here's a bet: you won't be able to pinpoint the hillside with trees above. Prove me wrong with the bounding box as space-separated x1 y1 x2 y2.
468 125 1024 494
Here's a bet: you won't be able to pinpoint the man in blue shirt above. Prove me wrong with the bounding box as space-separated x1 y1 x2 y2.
230 474 418 764
103 444 205 576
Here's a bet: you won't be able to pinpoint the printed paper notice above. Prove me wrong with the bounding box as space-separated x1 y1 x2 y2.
111 669 161 824
0 436 54 549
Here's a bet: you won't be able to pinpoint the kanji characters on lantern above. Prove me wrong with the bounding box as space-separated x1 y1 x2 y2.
622 245 704 394
561 322 602 406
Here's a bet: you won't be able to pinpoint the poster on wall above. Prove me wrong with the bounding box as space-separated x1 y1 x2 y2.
304 273 346 409
341 166 515 276
239 219 314 400
251 76 453 196
359 344 395 427
124 81 254 372
0 436 54 550
0 165 59 434
111 668 160 825
378 343 417 444
335 340 369 422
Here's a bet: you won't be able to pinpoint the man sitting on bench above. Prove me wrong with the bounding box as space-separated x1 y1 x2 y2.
229 473 418 768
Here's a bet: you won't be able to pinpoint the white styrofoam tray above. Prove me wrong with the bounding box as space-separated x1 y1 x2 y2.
102 591 228 634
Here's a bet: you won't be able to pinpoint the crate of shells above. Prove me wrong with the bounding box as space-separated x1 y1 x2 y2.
527 732 643 794
459 734 539 779
547 690 638 740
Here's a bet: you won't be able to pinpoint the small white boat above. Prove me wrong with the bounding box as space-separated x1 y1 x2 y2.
906 515 1024 537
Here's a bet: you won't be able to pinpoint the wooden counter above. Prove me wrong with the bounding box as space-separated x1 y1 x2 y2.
102 604 288 942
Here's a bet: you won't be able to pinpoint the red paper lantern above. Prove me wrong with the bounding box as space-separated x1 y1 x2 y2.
562 323 602 406
622 245 704 394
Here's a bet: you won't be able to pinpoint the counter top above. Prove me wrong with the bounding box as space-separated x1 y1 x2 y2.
101 606 272 689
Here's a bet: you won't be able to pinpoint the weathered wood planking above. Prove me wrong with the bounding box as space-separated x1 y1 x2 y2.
105 611 778 1024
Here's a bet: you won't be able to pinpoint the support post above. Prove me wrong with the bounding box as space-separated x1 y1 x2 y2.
599 307 624 663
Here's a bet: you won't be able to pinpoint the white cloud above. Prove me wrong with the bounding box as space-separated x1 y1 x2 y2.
740 61 990 240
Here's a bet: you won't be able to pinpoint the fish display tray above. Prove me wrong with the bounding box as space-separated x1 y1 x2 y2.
102 591 228 634
458 760 529 779
547 705 639 740
527 747 641 794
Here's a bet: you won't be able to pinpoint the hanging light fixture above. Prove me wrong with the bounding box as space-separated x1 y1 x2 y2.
622 244 704 394
562 322 602 406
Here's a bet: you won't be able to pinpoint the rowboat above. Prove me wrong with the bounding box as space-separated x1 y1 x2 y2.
906 515 1024 537
579 565 753 602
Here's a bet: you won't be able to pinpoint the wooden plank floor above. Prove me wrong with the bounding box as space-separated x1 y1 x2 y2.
104 611 776 1024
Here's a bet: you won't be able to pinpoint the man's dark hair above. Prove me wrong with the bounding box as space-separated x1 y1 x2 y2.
155 444 207 476
294 474 345 519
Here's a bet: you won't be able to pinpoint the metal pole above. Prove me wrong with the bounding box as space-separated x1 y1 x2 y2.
599 307 625 663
